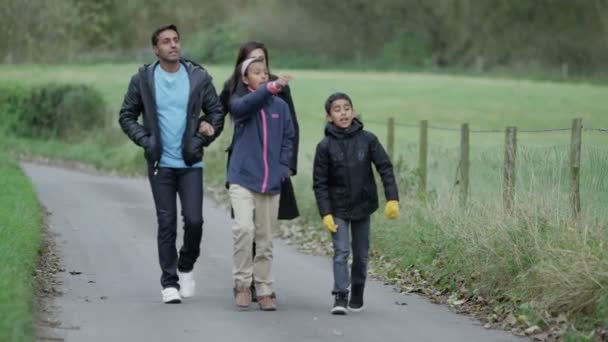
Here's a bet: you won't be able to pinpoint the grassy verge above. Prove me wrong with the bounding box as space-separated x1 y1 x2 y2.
0 149 43 342
371 195 608 337
3 132 145 176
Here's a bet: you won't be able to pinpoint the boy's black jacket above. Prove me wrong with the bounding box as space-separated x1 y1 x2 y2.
313 118 399 221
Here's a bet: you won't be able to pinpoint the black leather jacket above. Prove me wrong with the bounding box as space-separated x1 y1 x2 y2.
118 59 224 167
313 119 399 221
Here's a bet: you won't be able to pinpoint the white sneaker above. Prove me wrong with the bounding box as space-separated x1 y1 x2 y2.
161 287 182 304
178 270 195 298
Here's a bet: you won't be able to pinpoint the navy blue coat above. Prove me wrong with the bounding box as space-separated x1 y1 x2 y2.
227 83 295 194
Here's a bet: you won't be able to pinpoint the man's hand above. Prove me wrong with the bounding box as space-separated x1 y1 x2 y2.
322 214 338 233
198 121 215 137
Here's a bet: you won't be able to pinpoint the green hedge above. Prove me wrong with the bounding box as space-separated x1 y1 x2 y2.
0 84 29 133
0 83 107 140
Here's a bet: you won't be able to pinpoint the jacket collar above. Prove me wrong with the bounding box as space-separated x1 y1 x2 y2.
141 58 206 111
324 118 363 139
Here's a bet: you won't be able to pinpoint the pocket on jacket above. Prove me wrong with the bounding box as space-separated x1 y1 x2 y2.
329 187 346 205
184 134 206 165
237 155 256 178
143 135 157 162
360 186 371 202
358 185 377 212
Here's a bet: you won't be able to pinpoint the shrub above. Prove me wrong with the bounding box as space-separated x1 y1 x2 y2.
0 83 107 140
0 84 29 133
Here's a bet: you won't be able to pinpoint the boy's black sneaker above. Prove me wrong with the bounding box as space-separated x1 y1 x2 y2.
348 284 364 312
331 292 348 315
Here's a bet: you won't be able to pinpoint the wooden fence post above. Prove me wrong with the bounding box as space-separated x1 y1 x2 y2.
418 120 428 196
503 127 517 213
387 117 395 161
460 123 470 208
570 118 582 216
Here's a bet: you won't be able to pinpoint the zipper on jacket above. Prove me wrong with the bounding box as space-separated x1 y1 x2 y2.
337 140 354 213
153 161 159 176
260 109 269 193
142 64 162 174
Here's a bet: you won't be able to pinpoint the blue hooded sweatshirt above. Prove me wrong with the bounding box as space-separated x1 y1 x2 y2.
227 82 295 194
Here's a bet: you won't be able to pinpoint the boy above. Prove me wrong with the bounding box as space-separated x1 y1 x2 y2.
313 92 400 314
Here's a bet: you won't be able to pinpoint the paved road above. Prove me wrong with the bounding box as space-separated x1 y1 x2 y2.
24 163 521 342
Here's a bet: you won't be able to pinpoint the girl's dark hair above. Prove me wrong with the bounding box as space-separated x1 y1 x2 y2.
224 41 272 96
324 92 353 114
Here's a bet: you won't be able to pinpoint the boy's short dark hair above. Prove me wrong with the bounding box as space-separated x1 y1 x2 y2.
151 24 179 46
324 92 353 114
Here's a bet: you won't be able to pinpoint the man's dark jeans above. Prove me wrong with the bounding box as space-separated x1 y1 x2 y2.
148 167 203 289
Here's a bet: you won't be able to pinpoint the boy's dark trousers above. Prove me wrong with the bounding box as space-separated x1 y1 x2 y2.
331 216 370 294
148 167 203 289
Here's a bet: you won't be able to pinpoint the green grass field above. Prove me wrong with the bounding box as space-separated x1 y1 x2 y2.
2 63 606 201
0 149 43 342
1 63 607 336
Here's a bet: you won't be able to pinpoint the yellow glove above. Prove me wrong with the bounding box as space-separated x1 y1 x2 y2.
322 214 338 233
384 200 400 220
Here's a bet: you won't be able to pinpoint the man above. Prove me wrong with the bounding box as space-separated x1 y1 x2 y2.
119 24 223 304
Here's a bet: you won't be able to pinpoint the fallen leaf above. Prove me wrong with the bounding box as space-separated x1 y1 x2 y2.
453 299 467 306
531 332 550 341
505 313 517 327
525 326 541 335
516 314 529 326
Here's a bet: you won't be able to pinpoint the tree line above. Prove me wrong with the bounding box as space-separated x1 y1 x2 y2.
2 0 607 77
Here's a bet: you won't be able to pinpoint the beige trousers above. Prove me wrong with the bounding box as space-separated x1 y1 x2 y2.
229 184 280 296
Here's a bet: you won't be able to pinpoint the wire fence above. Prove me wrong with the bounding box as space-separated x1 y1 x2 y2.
364 118 608 134
371 117 607 216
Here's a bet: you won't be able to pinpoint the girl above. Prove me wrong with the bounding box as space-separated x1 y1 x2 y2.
218 41 300 303
220 41 300 221
227 57 295 311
